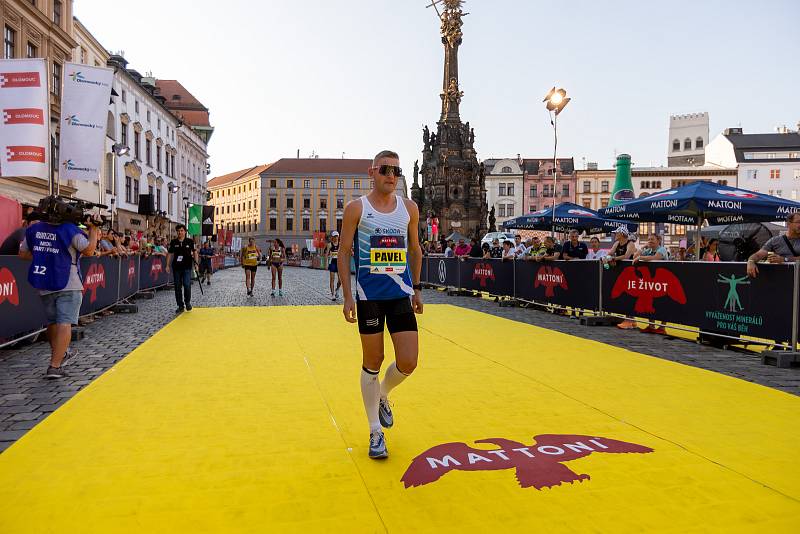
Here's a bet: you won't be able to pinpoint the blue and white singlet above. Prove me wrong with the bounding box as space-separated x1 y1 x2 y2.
355 195 414 301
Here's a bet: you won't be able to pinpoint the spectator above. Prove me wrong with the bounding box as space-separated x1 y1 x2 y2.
586 237 607 260
433 241 443 254
0 211 30 255
198 239 214 285
481 242 491 259
502 240 516 261
524 236 546 261
602 227 636 266
703 238 720 262
685 242 697 261
633 233 668 263
96 230 116 257
747 212 800 278
489 238 503 258
513 235 527 258
468 237 482 258
538 236 562 262
153 238 168 257
454 238 471 257
444 240 455 258
561 230 588 260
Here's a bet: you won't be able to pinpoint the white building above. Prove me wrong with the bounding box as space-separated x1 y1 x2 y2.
705 126 800 200
668 112 709 167
483 157 524 226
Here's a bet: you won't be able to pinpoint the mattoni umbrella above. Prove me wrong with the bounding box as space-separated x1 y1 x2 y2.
502 202 638 235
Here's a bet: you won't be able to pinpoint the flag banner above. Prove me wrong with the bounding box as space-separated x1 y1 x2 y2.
58 63 113 182
201 205 214 236
225 230 233 247
188 204 203 236
0 59 49 180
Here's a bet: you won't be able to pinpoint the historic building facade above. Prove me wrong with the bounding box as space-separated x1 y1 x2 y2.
522 158 576 214
668 112 709 167
483 157 524 227
411 0 487 239
574 165 613 211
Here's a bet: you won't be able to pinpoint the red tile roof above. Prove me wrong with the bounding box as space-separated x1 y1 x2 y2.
265 158 372 175
207 164 272 188
155 80 211 127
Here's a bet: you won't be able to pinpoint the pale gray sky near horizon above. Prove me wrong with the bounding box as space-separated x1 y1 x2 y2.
76 0 799 178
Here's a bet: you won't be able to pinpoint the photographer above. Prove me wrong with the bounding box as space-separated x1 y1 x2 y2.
166 224 197 313
18 205 100 379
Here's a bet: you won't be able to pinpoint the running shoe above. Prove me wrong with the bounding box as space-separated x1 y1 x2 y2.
369 430 388 459
44 366 68 379
279 289 283 296
378 398 394 428
176 306 185 314
271 290 275 297
61 348 77 367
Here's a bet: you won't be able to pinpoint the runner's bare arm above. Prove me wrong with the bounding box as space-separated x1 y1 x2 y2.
405 198 424 314
338 200 362 321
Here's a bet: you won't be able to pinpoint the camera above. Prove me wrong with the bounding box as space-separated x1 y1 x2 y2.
27 195 110 228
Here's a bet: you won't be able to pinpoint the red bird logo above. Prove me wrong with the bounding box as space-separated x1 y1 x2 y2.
472 263 495 287
402 434 653 490
534 266 568 297
82 263 105 303
0 267 19 306
149 259 163 280
127 259 136 286
611 266 686 314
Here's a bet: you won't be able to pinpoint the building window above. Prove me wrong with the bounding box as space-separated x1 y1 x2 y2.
502 166 512 173
269 179 277 188
53 0 62 25
498 204 505 217
583 181 590 193
561 184 569 197
4 26 15 59
303 179 310 189
770 169 781 179
157 118 161 130
269 218 277 231
125 176 132 203
319 218 327 233
507 183 514 196
336 199 344 209
320 179 327 189
499 183 506 196
286 179 294 188
601 181 609 193
134 132 140 159
269 198 276 209
320 198 327 209
135 100 139 113
601 199 609 208
287 198 294 209
248 200 251 210
673 139 680 152
146 110 151 122
303 198 310 209
337 180 344 189
695 137 703 149
156 146 162 171
718 180 728 186
52 62 61 96
145 139 152 166
583 199 592 208
336 218 343 232
507 204 514 217
302 218 310 231
286 218 293 231
354 180 360 189
529 205 535 213
26 42 36 58
529 184 537 197
684 138 691 150
156 187 162 211
121 122 128 146
133 179 139 203
747 169 758 180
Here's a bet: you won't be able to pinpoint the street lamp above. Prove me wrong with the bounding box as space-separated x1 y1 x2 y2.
543 86 570 234
107 143 130 230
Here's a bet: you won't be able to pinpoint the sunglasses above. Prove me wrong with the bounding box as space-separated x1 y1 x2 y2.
374 165 402 177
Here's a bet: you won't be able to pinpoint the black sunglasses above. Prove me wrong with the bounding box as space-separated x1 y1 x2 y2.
374 164 402 177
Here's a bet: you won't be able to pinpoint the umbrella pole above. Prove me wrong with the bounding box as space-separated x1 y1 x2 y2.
696 216 703 261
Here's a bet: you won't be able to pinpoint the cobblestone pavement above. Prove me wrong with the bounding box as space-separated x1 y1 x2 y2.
1 266 797 452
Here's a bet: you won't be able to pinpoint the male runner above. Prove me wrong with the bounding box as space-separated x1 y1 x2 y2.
326 231 342 300
338 150 423 460
198 240 214 285
241 237 261 296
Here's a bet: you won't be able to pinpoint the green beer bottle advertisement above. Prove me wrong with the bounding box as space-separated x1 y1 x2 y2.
609 154 634 206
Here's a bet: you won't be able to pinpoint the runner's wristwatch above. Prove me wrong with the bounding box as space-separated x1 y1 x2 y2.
413 283 423 290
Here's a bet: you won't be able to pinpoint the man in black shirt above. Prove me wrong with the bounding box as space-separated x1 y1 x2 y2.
166 224 197 313
468 237 482 258
561 229 588 260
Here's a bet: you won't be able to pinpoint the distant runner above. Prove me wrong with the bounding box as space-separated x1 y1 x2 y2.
241 237 261 296
326 231 342 300
269 238 286 297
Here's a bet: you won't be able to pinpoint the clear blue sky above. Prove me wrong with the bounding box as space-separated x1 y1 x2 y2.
76 0 800 178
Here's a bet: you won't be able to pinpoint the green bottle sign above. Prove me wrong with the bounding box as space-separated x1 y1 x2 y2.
609 154 634 206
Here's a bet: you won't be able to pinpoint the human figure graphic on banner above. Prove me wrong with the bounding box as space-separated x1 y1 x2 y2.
718 274 750 312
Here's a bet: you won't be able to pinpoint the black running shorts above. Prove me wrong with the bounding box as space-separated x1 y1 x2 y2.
356 297 417 335
244 265 258 272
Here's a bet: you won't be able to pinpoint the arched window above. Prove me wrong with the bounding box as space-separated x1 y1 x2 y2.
672 139 680 152
684 138 692 150
695 137 704 149
501 166 512 173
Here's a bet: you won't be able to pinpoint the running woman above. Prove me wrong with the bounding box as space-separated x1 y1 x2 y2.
326 231 342 300
338 150 423 460
241 237 261 296
269 238 286 297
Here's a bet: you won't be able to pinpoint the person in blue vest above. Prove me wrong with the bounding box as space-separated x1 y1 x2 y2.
18 210 100 379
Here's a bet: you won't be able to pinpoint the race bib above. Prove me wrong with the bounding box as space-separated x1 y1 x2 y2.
369 235 407 274
176 255 184 263
330 251 338 259
247 252 258 260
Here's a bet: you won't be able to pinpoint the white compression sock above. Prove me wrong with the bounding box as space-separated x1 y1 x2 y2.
380 363 409 400
360 367 381 433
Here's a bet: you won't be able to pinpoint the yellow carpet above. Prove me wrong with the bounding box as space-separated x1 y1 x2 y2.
0 305 798 533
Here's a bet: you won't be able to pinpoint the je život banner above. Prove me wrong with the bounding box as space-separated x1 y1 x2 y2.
58 63 114 181
0 59 49 180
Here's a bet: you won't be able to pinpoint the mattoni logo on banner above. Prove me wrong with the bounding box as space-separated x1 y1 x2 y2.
150 259 164 280
0 267 19 305
535 266 568 297
127 259 136 286
401 434 654 490
472 262 495 287
3 108 44 125
611 266 686 313
82 263 106 303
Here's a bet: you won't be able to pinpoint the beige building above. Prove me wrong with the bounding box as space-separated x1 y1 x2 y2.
0 0 78 205
574 166 614 210
208 158 408 249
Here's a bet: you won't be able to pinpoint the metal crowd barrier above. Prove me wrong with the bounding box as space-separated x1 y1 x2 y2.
421 255 798 362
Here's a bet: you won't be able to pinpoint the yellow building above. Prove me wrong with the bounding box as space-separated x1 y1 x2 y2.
574 168 614 210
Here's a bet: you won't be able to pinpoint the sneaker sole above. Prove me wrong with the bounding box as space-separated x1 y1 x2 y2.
369 451 389 459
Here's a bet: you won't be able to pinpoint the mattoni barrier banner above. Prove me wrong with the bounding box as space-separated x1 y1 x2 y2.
79 255 120 316
602 261 794 344
58 63 113 181
458 258 514 295
429 257 459 288
139 256 170 290
0 59 49 180
0 256 47 341
119 256 140 300
515 259 600 310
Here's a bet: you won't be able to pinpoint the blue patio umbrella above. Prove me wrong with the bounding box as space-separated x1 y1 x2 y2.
599 182 800 257
502 202 638 235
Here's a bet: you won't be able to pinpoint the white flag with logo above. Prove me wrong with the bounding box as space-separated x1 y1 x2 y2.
58 63 113 181
0 59 49 180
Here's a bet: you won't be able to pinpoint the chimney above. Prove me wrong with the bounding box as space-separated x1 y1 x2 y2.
296 149 300 159
587 162 598 170
724 127 743 136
